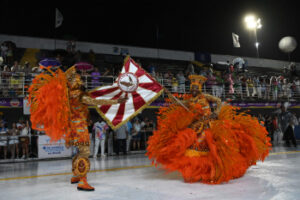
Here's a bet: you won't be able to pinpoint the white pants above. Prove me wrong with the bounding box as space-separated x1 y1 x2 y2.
216 86 223 98
126 135 132 152
273 129 283 146
273 89 278 100
257 86 262 98
94 139 105 157
212 85 218 96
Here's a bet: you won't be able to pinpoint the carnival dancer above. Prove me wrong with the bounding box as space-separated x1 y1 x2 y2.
147 75 271 184
28 66 126 191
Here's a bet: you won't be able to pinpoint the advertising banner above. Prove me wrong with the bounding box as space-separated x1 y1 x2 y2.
38 135 72 159
0 98 23 107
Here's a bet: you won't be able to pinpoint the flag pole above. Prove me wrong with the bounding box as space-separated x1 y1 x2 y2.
163 87 190 111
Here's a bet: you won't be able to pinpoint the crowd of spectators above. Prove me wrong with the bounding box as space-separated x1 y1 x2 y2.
91 116 155 158
149 62 300 101
0 117 36 160
252 107 299 147
0 115 155 160
1 106 299 161
1 40 299 101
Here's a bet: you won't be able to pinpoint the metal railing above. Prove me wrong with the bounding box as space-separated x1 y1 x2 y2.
1 72 300 101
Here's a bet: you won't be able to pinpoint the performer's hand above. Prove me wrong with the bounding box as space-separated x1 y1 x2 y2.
118 97 128 104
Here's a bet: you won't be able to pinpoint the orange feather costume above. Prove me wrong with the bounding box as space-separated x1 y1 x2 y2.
147 75 271 184
28 66 120 191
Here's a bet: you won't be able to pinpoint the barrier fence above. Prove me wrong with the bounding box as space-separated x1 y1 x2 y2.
1 72 299 101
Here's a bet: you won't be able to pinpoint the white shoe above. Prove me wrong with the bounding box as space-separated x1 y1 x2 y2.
101 154 106 157
21 155 25 159
93 155 97 158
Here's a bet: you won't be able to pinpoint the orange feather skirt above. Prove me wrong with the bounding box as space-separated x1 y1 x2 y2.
147 103 271 184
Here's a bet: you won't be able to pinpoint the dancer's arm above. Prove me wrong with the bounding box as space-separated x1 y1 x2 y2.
81 95 127 105
203 94 222 114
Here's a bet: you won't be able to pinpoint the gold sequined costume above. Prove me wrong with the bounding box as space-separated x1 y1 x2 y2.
147 75 271 184
28 66 120 191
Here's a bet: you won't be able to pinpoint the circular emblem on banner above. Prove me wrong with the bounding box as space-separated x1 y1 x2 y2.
117 72 139 92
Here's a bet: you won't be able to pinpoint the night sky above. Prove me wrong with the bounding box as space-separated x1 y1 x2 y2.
1 1 300 62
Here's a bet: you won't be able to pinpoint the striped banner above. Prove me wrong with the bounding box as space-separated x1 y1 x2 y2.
90 56 163 130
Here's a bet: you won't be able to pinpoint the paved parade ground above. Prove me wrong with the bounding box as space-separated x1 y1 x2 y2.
0 146 299 200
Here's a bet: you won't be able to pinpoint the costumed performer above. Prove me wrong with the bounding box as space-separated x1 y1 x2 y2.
147 75 271 184
28 66 127 191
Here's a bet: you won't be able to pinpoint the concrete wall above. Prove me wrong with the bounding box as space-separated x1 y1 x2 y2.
0 34 194 62
1 34 298 69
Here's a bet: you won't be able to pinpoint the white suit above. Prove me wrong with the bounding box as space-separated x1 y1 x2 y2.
93 121 108 157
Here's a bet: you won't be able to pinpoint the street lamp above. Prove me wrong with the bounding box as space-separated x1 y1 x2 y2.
245 15 262 58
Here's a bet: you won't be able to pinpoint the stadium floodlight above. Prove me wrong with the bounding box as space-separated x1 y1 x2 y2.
244 15 262 58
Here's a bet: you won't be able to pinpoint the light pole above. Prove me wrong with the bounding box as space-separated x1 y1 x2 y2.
245 15 262 58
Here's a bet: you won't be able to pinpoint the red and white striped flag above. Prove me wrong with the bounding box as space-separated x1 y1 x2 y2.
90 56 163 130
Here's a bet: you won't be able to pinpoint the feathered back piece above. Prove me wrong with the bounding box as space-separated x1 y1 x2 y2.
28 67 71 142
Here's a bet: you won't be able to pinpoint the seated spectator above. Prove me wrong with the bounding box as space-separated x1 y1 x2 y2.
171 76 178 93
177 71 186 93
10 61 20 73
132 118 142 151
8 123 19 159
0 122 8 159
1 65 12 85
19 120 31 159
